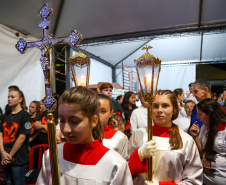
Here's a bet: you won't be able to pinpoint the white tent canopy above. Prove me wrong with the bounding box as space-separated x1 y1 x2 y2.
0 0 226 111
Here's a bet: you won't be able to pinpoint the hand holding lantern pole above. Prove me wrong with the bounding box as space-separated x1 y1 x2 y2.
134 45 161 183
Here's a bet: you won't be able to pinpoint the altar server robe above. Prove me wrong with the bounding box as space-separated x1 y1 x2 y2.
103 125 128 158
128 125 203 185
36 140 133 185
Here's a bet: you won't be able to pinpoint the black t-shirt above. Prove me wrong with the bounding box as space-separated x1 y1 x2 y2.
37 110 58 144
0 110 31 165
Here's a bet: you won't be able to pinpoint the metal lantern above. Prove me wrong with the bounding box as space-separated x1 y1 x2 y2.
134 45 161 183
69 46 90 88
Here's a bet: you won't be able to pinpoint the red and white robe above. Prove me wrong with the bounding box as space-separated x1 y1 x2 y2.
36 139 133 185
103 125 128 158
128 124 203 185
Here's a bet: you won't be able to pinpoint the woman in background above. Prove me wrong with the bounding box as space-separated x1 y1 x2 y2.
0 89 31 185
29 101 40 148
121 91 137 137
189 98 226 185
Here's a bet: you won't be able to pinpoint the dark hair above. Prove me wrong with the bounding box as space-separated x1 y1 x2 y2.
8 85 19 91
97 94 113 112
173 88 184 107
99 83 113 91
52 93 61 110
155 90 183 150
173 88 184 97
189 83 194 87
30 101 41 121
58 86 103 143
197 98 226 161
116 95 123 101
121 91 137 121
185 100 195 106
194 79 211 92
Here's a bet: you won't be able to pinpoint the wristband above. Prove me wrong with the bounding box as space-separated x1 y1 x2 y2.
0 150 5 154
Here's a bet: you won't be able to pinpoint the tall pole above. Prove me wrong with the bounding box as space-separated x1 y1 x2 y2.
147 105 153 182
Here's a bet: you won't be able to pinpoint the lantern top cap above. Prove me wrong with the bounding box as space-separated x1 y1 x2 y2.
69 52 90 60
136 45 155 60
69 46 90 61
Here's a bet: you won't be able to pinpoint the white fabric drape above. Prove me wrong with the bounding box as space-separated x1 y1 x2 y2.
0 24 45 113
158 64 196 93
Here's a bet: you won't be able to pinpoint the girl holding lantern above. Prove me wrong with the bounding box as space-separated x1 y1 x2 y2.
127 90 203 185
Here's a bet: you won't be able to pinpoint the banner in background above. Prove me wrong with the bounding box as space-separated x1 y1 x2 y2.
123 67 139 93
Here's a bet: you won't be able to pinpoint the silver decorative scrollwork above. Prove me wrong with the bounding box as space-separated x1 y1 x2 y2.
15 38 27 54
69 30 83 47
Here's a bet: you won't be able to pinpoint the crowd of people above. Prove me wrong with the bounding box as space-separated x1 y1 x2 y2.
0 80 225 185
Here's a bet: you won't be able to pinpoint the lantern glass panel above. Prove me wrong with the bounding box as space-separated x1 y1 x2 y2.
137 64 160 95
71 64 88 86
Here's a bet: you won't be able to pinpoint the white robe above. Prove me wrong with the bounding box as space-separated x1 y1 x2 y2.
173 116 191 132
130 105 147 134
36 143 133 185
128 128 203 185
199 125 226 185
103 127 128 158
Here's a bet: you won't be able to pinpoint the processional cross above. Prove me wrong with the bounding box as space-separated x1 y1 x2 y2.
16 4 83 185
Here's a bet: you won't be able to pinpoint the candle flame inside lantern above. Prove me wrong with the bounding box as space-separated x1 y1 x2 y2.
80 74 85 86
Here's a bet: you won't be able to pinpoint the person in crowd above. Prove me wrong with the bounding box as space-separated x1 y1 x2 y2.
28 101 41 148
184 91 191 102
0 89 31 185
39 99 46 114
4 85 20 115
173 88 186 118
108 113 125 133
116 95 124 105
189 98 226 185
121 91 137 137
130 91 149 134
173 100 195 132
219 90 226 106
98 94 128 158
135 93 142 107
212 93 217 101
188 79 211 131
217 96 223 104
187 83 198 104
34 94 59 144
99 83 123 117
36 86 133 184
127 90 203 185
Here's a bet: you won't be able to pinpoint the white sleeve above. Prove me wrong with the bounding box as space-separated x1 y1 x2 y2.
110 159 134 185
119 136 129 159
178 138 203 185
130 110 138 134
36 150 52 185
179 107 187 117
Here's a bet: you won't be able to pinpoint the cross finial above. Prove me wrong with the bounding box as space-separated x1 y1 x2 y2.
142 45 153 53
